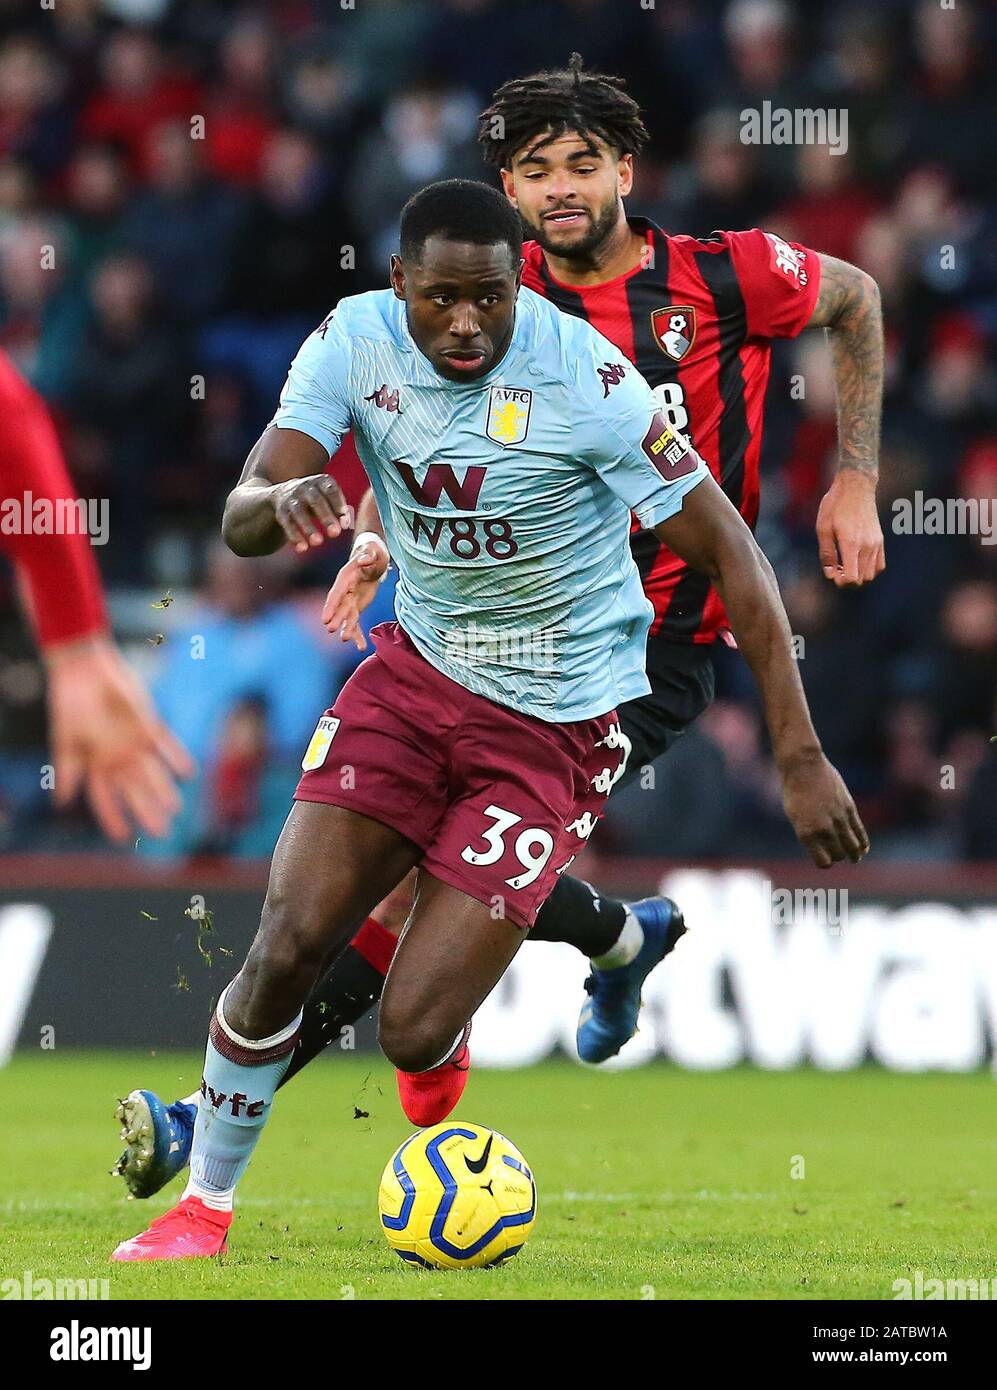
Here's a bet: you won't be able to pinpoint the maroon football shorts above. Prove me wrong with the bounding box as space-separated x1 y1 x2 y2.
294 621 626 928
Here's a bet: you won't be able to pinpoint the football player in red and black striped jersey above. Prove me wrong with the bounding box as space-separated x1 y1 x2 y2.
474 56 884 1013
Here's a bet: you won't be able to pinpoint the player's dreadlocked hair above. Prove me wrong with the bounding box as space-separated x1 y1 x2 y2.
477 53 649 169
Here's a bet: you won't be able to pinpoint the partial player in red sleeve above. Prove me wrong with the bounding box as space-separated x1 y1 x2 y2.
0 351 193 841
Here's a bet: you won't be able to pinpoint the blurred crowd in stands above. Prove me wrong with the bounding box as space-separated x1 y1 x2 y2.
0 0 994 861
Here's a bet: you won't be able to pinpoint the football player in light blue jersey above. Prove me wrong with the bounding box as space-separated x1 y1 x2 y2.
266 232 707 722
112 182 865 1257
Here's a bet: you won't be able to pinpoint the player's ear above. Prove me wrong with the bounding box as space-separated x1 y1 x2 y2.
515 258 524 292
389 254 405 300
500 166 517 207
618 153 634 198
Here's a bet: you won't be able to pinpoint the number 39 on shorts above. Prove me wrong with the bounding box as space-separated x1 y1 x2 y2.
460 804 554 890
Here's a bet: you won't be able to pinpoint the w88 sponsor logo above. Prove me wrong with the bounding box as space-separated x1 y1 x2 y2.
394 457 519 559
410 513 518 559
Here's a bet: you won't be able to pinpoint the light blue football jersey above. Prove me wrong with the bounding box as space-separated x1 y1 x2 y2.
270 286 709 722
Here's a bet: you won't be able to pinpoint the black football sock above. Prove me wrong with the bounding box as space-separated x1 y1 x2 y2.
528 874 627 959
278 945 386 1087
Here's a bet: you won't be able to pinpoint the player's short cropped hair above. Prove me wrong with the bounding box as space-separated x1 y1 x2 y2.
399 179 522 267
478 52 649 169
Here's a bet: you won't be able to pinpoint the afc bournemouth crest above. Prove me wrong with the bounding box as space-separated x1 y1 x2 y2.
651 306 696 362
485 386 533 447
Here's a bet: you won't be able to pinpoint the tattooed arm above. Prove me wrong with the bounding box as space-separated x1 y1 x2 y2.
805 253 886 587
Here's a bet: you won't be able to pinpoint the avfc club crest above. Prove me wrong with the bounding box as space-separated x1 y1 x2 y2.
651 306 696 362
485 386 533 447
301 716 340 771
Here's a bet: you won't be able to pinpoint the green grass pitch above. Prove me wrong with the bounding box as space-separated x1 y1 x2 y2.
2 1053 995 1300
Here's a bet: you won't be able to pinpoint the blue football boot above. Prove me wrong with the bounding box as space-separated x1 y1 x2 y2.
112 1090 196 1199
576 897 686 1063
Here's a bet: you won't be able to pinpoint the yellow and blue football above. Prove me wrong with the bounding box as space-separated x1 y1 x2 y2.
378 1122 537 1270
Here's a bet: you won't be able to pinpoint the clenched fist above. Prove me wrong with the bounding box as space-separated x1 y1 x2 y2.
272 475 352 554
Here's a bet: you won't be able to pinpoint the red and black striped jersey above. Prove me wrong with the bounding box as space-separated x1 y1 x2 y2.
522 218 821 644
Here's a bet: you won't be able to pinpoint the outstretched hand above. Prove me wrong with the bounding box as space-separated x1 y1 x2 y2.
47 639 195 842
322 541 389 651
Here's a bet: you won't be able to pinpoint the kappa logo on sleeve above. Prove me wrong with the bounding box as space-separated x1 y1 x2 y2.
598 361 628 397
301 716 341 771
764 232 809 287
641 411 700 481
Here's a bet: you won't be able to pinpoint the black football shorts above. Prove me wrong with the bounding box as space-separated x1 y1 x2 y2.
614 637 716 790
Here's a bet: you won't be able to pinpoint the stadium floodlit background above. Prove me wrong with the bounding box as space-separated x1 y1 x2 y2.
0 0 995 1068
